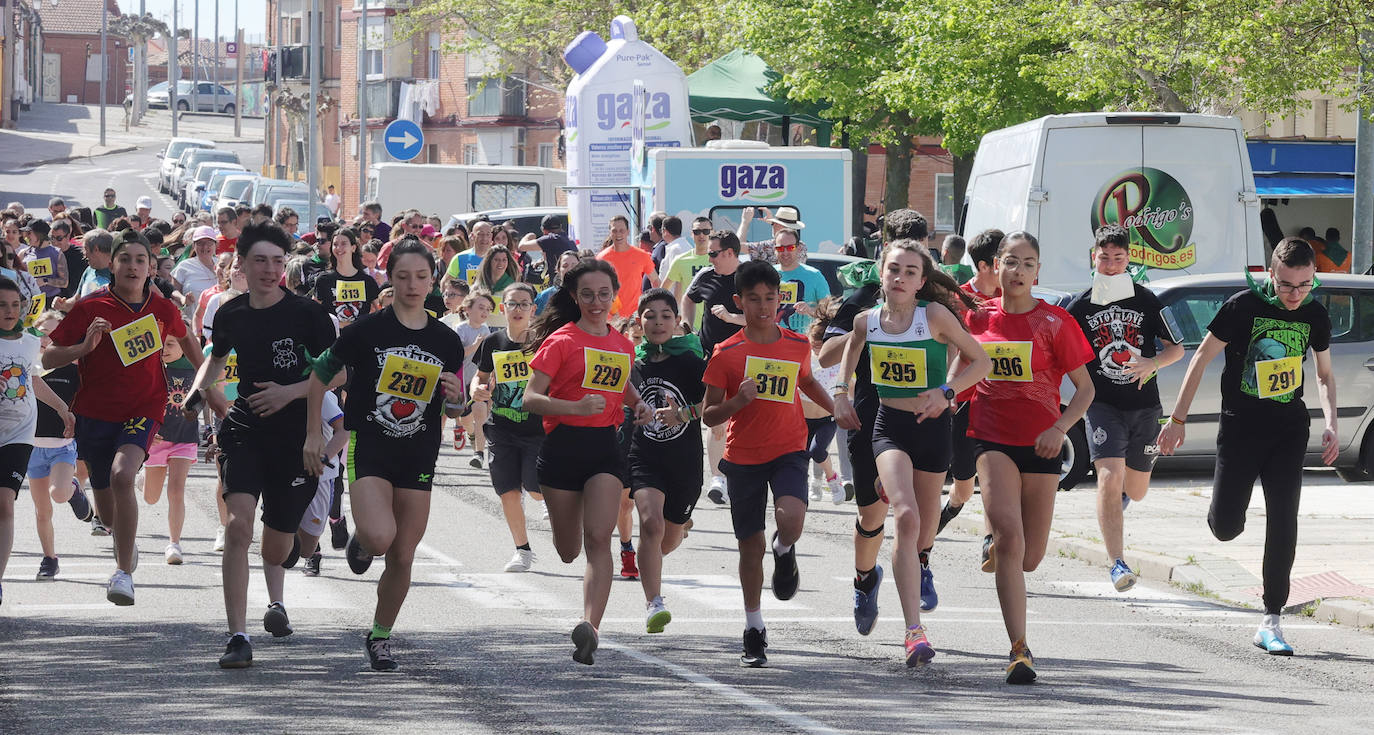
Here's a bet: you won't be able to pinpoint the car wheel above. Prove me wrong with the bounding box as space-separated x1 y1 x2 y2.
1335 428 1374 482
1058 419 1091 490
222 104 235 116
176 100 189 111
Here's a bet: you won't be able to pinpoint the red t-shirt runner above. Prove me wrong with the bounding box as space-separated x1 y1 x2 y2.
50 286 188 423
702 327 813 465
528 322 635 434
964 298 1092 446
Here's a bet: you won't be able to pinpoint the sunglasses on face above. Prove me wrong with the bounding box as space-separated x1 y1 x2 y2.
707 250 723 258
692 229 711 235
774 244 797 252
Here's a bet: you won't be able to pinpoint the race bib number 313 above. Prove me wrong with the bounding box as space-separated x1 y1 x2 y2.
334 280 366 303
745 356 800 403
111 313 163 367
1255 355 1302 399
982 341 1032 382
378 354 441 403
493 350 531 385
581 348 630 392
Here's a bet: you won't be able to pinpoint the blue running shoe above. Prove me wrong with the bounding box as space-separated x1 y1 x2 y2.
1254 625 1294 656
1121 492 1131 511
1110 559 1138 592
853 565 883 635
919 565 938 611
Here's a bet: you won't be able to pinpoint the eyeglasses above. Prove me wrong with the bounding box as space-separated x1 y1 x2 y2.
692 229 711 235
103 193 116 198
504 301 534 310
999 257 1038 271
775 244 797 252
1276 280 1314 293
707 250 724 258
577 290 615 303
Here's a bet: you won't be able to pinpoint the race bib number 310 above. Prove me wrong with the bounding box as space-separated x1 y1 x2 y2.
111 313 163 367
378 354 441 403
581 348 630 392
745 356 800 403
982 341 1032 382
1255 355 1302 399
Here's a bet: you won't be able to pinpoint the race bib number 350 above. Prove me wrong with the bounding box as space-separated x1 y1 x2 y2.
581 348 630 392
111 313 163 367
746 356 800 403
1255 355 1302 399
377 354 441 403
870 345 928 388
493 350 531 385
982 341 1032 382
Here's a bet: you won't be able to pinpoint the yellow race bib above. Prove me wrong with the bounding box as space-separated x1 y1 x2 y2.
581 348 630 392
465 267 479 284
28 258 53 278
222 354 239 385
334 280 366 303
779 282 798 305
111 313 163 367
377 353 442 403
870 345 928 389
493 349 531 384
746 356 800 403
24 293 46 327
982 341 1032 382
1255 355 1302 399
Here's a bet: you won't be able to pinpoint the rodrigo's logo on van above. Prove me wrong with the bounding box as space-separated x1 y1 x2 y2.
595 91 671 132
1091 167 1196 270
719 164 787 201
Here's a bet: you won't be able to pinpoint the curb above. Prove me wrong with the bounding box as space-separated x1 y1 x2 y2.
20 145 140 169
945 511 1374 631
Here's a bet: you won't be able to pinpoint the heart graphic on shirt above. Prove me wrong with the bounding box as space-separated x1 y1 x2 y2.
1110 349 1132 367
390 400 417 419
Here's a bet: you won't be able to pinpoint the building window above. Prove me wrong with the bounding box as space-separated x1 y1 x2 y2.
466 76 525 117
428 32 441 78
934 173 955 230
427 144 439 163
463 144 480 165
335 6 343 48
364 17 385 78
538 143 555 168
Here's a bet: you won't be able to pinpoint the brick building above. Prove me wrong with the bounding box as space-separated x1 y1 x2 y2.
32 0 127 105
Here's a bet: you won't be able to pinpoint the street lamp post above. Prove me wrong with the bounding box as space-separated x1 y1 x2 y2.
171 1 179 136
192 0 199 111
100 0 107 146
358 0 368 207
307 0 320 221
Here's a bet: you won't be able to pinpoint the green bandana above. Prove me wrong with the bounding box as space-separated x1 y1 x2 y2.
838 260 880 289
307 347 344 381
636 333 704 362
0 324 24 338
1245 270 1319 309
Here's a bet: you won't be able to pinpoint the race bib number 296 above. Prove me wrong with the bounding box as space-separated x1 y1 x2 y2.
982 341 1032 382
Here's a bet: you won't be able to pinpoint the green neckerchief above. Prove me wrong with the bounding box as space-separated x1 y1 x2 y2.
636 333 704 362
839 259 880 289
1245 270 1320 309
0 324 25 338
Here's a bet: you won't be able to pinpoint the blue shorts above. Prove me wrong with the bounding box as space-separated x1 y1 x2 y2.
26 441 77 480
718 451 809 540
76 416 160 490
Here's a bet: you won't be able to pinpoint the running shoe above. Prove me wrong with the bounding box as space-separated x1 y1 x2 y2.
345 535 374 575
1254 621 1294 656
936 500 963 534
0 583 4 605
843 480 855 502
303 551 322 577
282 535 301 569
90 515 111 537
1006 638 1036 684
263 602 294 637
213 525 226 552
68 481 93 522
741 627 768 668
367 634 399 671
106 570 135 606
218 633 253 669
980 534 996 573
808 476 823 501
828 476 845 505
504 548 535 573
706 477 727 505
646 597 672 634
919 565 938 612
452 426 468 451
853 566 883 636
469 452 485 469
36 556 58 580
1110 559 1138 592
620 548 639 580
329 516 349 550
904 625 936 667
771 531 800 601
1121 492 1131 511
571 621 598 665
165 543 183 565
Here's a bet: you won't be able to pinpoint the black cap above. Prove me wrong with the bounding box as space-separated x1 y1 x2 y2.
316 215 333 225
24 220 50 237
541 214 562 230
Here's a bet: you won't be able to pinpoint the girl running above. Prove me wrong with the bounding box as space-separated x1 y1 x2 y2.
964 231 1094 683
454 290 496 468
312 227 382 327
304 239 465 672
476 245 520 330
522 258 652 665
143 332 200 565
836 240 990 666
803 303 845 505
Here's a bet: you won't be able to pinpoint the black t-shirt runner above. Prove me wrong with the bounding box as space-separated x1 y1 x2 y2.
686 266 743 357
35 363 79 439
1066 283 1179 410
474 328 543 437
330 307 464 450
629 352 708 469
312 271 381 323
824 282 881 415
1207 289 1331 420
212 289 337 436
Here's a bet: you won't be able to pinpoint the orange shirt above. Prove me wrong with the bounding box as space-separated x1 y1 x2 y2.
596 245 656 319
703 327 813 465
528 321 635 433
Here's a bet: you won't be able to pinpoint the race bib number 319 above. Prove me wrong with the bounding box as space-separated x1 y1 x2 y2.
745 356 800 403
493 350 531 385
982 341 1032 382
581 348 630 392
377 354 441 403
111 313 163 367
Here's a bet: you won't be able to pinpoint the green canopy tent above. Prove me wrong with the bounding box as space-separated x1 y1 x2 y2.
687 48 833 147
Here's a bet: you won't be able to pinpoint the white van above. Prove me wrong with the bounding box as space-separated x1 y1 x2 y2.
366 164 566 220
960 113 1266 290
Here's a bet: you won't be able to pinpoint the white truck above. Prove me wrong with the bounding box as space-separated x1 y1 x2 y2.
366 163 566 220
960 112 1266 290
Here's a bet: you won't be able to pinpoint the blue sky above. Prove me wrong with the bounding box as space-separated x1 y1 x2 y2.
135 0 269 45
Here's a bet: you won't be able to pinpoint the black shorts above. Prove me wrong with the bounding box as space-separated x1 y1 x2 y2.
805 417 837 464
629 455 704 526
537 424 626 491
75 415 160 490
347 431 440 491
218 423 318 534
949 402 977 482
972 438 1062 476
872 405 952 474
0 443 34 499
1085 403 1164 472
719 451 809 540
487 425 544 495
846 398 881 506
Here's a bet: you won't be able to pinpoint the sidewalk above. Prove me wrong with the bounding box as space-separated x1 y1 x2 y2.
947 468 1374 630
0 102 263 169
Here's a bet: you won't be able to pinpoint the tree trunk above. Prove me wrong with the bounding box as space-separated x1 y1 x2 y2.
883 135 913 215
952 152 974 235
1133 68 1190 113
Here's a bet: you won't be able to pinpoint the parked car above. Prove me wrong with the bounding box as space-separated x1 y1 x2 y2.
213 174 258 213
173 149 241 207
200 168 251 213
249 179 309 208
182 162 245 212
269 197 329 226
158 138 214 194
447 206 568 243
130 80 237 114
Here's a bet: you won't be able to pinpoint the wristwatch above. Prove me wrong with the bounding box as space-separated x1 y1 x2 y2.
940 384 955 401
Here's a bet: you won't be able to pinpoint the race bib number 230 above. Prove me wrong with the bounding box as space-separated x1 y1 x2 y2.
377 354 441 403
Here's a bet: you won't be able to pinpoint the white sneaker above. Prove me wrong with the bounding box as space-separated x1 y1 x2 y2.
541 503 550 521
165 543 183 565
646 596 672 633
828 476 845 505
213 525 226 552
504 548 535 572
106 570 135 606
707 476 728 505
808 477 823 501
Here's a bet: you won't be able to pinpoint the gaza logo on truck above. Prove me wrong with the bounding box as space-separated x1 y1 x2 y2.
719 164 788 201
1090 167 1196 269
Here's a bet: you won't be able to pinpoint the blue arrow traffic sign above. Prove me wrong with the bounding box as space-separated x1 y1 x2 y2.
383 119 424 162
